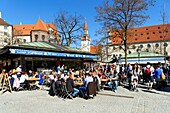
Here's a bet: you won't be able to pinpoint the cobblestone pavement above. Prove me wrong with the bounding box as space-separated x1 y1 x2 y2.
0 84 170 113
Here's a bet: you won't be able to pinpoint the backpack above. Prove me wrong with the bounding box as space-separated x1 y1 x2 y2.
145 68 151 75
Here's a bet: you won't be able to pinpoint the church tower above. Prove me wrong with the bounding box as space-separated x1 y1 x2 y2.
80 20 90 52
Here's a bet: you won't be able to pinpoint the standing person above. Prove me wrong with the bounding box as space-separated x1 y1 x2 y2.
132 63 140 82
16 65 22 78
144 62 154 90
154 64 163 90
11 69 20 91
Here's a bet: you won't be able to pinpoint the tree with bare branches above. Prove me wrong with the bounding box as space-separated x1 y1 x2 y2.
95 0 155 66
55 11 84 47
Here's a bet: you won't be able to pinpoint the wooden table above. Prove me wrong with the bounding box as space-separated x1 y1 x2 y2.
27 78 40 90
74 81 83 86
27 78 40 81
101 78 109 82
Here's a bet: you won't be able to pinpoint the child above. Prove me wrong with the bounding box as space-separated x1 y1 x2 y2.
131 74 138 91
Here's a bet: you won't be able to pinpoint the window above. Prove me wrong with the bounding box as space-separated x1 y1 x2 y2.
160 36 163 38
146 28 148 30
135 38 137 40
17 39 20 43
147 33 149 35
135 34 137 36
23 39 26 43
147 44 151 48
4 26 7 30
135 30 137 32
42 35 45 41
35 35 38 42
153 32 155 34
158 26 160 29
141 33 143 35
159 31 162 33
147 37 150 39
155 43 159 48
133 45 136 49
140 45 143 48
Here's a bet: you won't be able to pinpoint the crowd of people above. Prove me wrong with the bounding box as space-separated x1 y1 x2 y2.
0 65 44 91
0 61 169 99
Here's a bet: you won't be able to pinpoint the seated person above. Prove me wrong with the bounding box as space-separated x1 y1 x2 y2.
35 72 44 89
19 72 30 90
66 72 79 98
92 71 101 91
28 70 33 77
79 72 93 97
108 70 119 93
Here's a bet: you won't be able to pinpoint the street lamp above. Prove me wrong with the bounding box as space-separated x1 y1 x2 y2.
137 47 141 64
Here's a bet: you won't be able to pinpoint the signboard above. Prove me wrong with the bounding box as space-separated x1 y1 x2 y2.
9 49 98 59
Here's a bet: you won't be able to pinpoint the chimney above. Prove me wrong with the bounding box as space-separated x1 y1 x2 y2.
0 12 2 18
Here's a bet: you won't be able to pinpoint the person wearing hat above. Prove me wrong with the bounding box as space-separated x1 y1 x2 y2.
11 69 20 91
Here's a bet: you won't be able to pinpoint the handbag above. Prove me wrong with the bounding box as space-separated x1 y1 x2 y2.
161 72 166 81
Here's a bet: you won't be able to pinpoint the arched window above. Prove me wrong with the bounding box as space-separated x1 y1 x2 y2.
155 43 159 48
23 39 26 43
42 35 45 41
35 35 38 42
140 45 143 48
147 44 151 48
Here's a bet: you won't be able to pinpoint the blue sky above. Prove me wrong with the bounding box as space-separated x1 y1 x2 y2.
0 0 170 40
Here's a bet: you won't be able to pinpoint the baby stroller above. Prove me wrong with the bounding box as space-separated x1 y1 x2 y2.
130 74 138 92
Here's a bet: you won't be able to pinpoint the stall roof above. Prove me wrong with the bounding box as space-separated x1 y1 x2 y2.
8 41 95 55
121 52 164 58
0 42 98 59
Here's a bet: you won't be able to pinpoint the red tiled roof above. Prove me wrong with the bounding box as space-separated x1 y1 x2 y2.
90 45 100 53
33 19 48 31
13 19 58 36
13 24 34 36
0 18 11 26
111 24 170 45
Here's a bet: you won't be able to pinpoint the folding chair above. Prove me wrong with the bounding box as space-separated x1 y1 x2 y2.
62 82 73 99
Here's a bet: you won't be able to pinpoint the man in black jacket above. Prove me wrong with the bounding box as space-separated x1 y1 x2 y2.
66 72 79 98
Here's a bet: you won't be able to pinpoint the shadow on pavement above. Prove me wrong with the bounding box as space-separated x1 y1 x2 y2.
141 89 160 94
